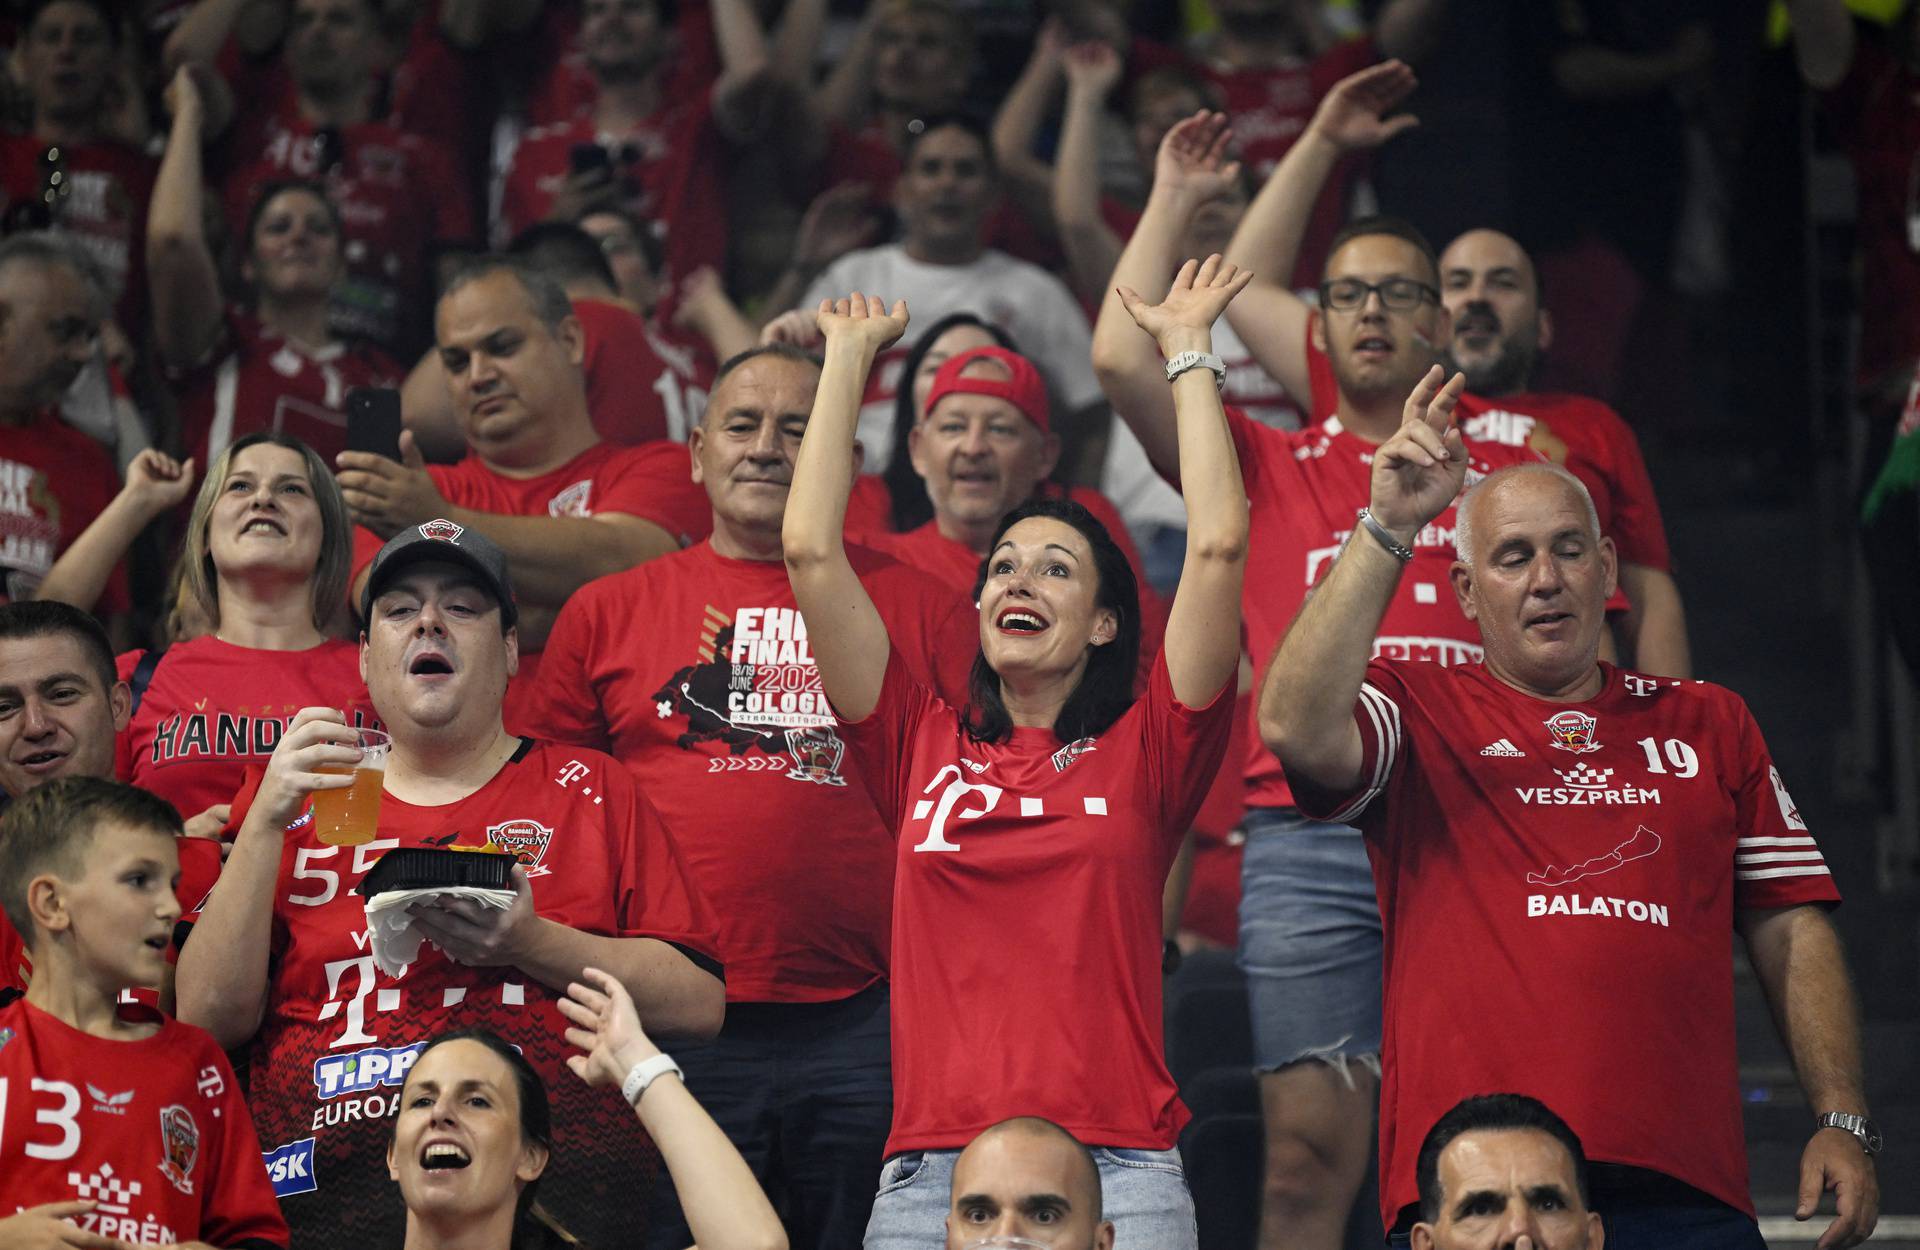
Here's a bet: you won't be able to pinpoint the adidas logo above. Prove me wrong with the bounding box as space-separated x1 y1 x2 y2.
1480 739 1526 757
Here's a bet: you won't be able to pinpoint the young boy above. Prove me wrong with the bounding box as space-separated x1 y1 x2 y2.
0 776 288 1249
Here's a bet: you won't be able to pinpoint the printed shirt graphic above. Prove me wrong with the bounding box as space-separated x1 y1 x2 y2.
0 411 126 611
216 740 719 1249
114 637 375 912
169 309 404 466
1295 659 1840 1227
0 998 287 1247
1227 404 1549 808
838 650 1233 1155
349 439 713 726
522 541 975 1002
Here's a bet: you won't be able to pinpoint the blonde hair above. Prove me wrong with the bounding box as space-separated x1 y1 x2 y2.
182 433 352 633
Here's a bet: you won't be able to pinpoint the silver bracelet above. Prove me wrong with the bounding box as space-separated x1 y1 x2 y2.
1355 508 1414 563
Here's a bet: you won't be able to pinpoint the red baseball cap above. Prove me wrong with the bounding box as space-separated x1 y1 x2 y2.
922 345 1051 435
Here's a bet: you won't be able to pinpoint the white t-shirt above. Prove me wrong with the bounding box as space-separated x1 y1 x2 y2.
802 245 1103 472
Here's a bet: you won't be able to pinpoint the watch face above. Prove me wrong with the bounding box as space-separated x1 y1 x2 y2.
1864 1121 1883 1153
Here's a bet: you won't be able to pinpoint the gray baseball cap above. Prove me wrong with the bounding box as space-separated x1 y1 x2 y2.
360 519 518 628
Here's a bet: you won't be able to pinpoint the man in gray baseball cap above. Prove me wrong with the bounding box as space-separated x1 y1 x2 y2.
360 517 519 630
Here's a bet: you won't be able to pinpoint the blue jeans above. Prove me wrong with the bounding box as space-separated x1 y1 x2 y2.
1237 807 1383 1073
645 984 893 1250
864 1144 1197 1249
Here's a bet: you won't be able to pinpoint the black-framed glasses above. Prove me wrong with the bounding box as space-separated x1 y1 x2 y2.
1318 276 1439 312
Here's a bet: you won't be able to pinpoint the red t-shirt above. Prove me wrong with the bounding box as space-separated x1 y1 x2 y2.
215 739 719 1249
0 920 26 995
521 541 976 1003
1458 391 1672 572
0 133 156 329
1226 405 1548 808
1823 36 1920 385
0 411 126 612
1301 340 1671 572
839 649 1233 1154
114 636 376 912
221 117 475 352
1198 37 1376 287
497 98 727 286
575 298 710 444
349 440 713 719
1298 659 1840 1226
170 310 403 466
0 998 288 1247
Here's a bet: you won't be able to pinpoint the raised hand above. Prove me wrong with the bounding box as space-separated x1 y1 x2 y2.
1062 39 1123 101
1117 254 1254 355
760 307 824 349
336 430 448 538
1306 60 1419 153
560 966 662 1089
1153 110 1242 202
813 292 910 354
1369 366 1468 540
122 449 196 516
795 183 881 275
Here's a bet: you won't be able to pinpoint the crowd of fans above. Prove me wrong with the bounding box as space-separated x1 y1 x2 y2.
0 0 1907 1248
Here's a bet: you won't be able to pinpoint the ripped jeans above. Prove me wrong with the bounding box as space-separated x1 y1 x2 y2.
1236 808 1383 1076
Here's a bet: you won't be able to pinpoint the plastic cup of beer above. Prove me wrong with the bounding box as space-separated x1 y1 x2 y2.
312 727 391 847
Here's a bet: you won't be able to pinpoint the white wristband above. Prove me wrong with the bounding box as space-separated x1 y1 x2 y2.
620 1053 683 1106
1164 350 1226 387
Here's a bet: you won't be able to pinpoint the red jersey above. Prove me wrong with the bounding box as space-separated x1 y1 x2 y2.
222 118 475 352
218 739 719 1248
0 921 25 994
1458 391 1672 572
169 310 403 466
349 440 713 721
114 637 375 912
1227 405 1548 807
522 541 976 1003
1300 659 1840 1225
0 134 156 328
575 298 710 444
0 998 287 1247
839 650 1233 1154
0 411 126 612
1302 339 1669 571
1197 37 1375 287
498 97 727 286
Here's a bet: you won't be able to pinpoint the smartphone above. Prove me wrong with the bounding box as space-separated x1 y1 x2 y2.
346 387 405 461
569 142 614 178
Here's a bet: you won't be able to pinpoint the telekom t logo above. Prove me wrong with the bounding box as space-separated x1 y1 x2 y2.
911 763 1003 852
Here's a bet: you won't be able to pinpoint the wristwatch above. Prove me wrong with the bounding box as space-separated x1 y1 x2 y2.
1816 1112 1883 1155
621 1053 684 1106
1164 350 1226 387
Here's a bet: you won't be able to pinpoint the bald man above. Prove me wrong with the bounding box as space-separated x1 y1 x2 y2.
1438 228 1688 678
946 1118 1116 1250
1261 373 1876 1247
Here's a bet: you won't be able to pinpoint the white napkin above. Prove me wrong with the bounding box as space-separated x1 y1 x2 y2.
363 886 516 977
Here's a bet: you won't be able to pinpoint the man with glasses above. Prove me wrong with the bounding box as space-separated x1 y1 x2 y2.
1091 86 1561 1250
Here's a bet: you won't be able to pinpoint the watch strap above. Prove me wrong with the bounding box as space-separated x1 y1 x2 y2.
621 1053 683 1106
1164 350 1226 387
1355 508 1415 563
1817 1111 1881 1154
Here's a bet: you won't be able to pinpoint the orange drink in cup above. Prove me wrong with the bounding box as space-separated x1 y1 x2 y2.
312 727 391 847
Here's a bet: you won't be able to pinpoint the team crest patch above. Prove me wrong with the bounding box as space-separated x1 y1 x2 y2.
158 1104 199 1194
548 479 593 518
1543 710 1601 754
1050 737 1096 772
784 727 848 786
486 819 555 875
419 518 464 542
0 1026 14 1054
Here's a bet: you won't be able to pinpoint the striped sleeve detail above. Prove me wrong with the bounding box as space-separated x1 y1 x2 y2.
1735 835 1829 881
1328 681 1402 824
